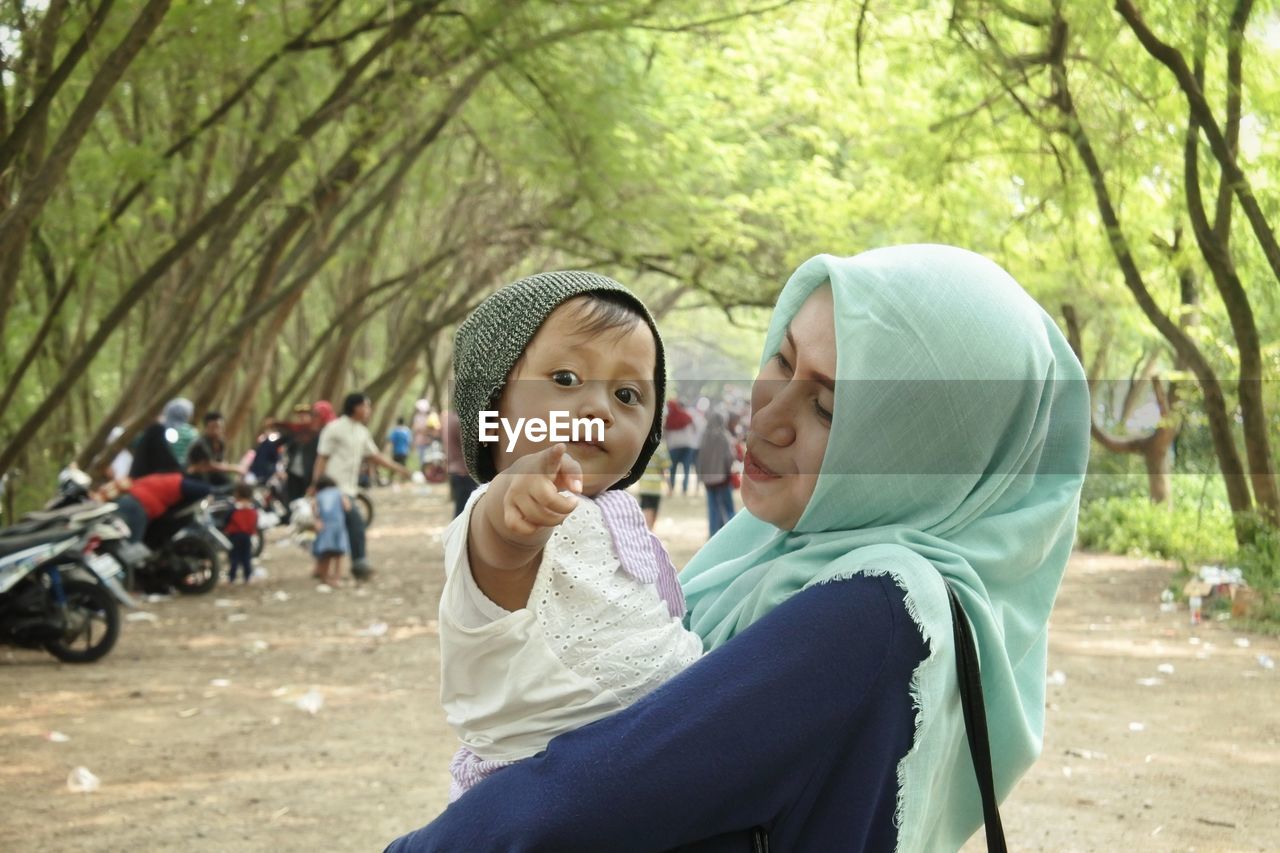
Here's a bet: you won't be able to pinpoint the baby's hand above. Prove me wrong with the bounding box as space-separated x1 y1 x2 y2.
500 443 583 537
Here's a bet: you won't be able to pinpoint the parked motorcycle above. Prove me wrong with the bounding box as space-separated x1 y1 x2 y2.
136 498 229 595
0 508 123 663
46 468 227 595
11 500 142 609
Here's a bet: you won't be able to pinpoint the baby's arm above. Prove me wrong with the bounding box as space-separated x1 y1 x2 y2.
469 443 582 611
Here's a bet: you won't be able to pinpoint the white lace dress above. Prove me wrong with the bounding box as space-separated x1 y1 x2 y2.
439 484 703 798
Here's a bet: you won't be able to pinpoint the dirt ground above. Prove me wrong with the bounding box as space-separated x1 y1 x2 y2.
2 485 1277 852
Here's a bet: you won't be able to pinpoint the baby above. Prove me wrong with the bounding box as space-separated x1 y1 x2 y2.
440 271 703 799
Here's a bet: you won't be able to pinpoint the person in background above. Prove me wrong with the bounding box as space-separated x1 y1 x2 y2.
224 481 259 584
186 411 239 486
281 404 319 508
443 409 477 518
161 398 198 465
310 474 350 586
107 426 133 482
247 418 286 485
696 410 736 536
411 399 434 469
311 392 411 579
663 399 698 495
387 417 413 473
635 442 670 530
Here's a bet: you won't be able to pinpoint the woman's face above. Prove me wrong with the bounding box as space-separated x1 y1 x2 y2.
742 284 836 530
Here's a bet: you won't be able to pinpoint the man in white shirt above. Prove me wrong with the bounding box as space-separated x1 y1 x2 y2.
312 392 411 579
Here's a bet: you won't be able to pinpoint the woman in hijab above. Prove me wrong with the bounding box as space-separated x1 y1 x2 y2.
386 246 1089 852
129 423 184 478
697 409 737 536
160 397 197 465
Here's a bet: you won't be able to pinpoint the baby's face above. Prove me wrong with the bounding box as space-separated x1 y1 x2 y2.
492 299 658 495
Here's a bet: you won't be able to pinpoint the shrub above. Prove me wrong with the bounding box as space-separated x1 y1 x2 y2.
1075 493 1236 567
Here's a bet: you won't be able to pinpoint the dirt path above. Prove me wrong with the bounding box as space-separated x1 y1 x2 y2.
2 486 1276 851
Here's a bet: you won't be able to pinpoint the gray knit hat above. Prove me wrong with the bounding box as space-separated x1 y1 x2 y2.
453 271 667 489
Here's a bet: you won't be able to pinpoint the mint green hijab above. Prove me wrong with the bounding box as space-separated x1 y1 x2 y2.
680 245 1089 851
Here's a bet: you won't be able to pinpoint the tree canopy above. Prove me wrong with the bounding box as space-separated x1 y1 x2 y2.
1 0 1277 546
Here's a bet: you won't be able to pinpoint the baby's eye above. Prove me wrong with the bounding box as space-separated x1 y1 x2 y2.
615 387 642 406
552 370 581 387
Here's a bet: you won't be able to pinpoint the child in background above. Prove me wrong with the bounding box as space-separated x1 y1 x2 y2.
224 482 259 584
310 474 350 585
441 271 702 800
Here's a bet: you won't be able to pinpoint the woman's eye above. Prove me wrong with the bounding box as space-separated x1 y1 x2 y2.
773 352 793 374
552 370 581 387
814 399 833 424
615 387 642 406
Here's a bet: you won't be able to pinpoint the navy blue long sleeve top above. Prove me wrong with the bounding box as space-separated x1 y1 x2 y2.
386 573 928 852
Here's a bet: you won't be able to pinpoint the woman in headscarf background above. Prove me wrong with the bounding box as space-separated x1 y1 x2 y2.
697 409 737 537
160 397 198 465
386 245 1089 852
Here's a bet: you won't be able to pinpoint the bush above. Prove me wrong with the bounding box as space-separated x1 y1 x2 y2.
1235 515 1280 629
1075 493 1236 567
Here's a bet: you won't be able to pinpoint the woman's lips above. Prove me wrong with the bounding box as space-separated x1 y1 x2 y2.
568 440 605 453
744 451 780 482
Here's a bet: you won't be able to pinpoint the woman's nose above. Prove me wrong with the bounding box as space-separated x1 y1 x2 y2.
751 382 795 446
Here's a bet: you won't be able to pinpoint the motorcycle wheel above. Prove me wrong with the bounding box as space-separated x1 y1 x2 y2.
44 579 120 663
357 492 374 529
172 537 220 595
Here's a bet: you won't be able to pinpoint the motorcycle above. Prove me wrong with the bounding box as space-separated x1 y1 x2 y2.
0 507 124 663
11 500 143 608
47 468 227 595
136 497 229 595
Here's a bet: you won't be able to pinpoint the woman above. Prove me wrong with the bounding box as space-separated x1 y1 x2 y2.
387 246 1089 851
664 399 698 495
697 409 736 536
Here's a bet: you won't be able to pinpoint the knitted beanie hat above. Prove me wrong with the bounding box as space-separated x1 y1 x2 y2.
453 271 667 489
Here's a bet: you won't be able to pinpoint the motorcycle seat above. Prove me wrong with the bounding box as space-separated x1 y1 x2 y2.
25 502 116 526
0 528 77 558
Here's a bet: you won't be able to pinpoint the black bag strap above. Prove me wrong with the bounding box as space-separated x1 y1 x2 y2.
947 583 1007 853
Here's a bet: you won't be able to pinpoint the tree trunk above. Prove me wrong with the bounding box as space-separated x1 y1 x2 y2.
1048 25 1253 537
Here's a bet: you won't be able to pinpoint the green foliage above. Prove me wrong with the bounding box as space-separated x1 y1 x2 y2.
1075 491 1236 566
1237 513 1280 594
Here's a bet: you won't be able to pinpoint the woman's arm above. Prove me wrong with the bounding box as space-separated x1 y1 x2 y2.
385 574 921 852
